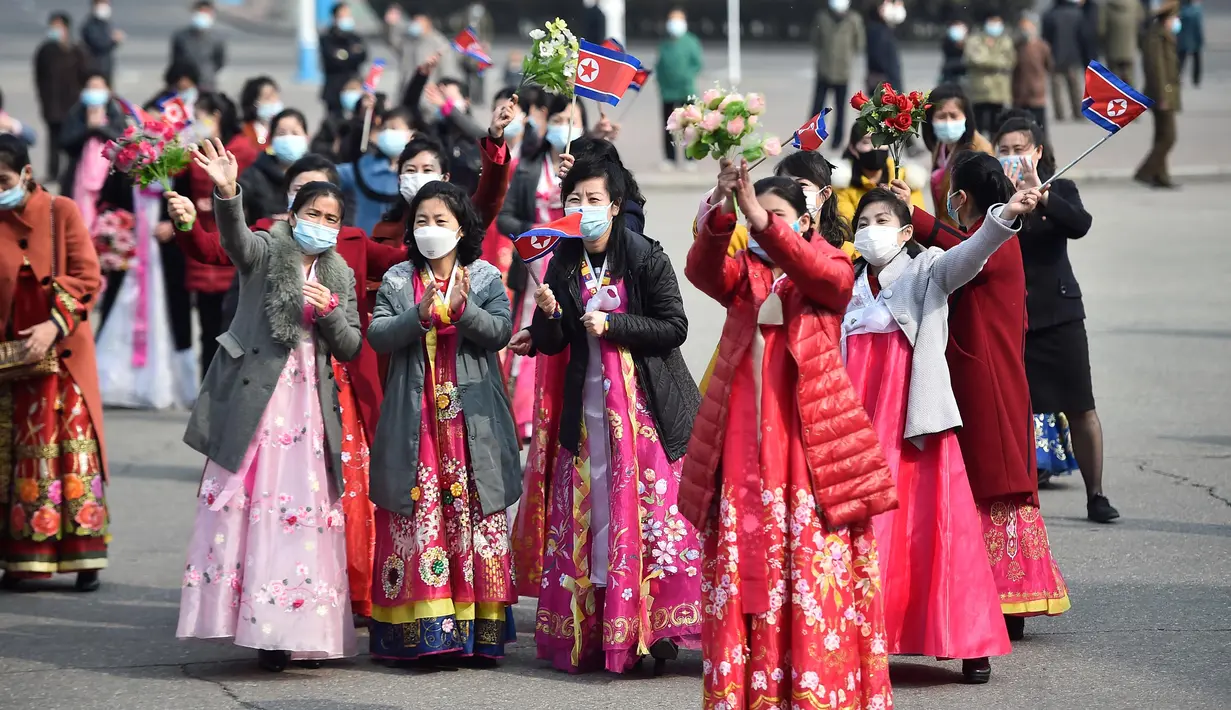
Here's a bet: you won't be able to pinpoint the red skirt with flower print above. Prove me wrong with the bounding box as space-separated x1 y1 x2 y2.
334 359 375 617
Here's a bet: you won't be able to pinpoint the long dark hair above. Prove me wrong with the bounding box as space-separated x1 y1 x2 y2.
556 153 629 281
845 121 890 181
195 91 242 144
949 151 1014 217
923 83 977 152
270 108 308 136
289 181 347 223
993 112 1057 181
239 75 279 124
853 187 922 261
775 151 850 247
382 134 448 224
404 181 484 269
568 136 645 207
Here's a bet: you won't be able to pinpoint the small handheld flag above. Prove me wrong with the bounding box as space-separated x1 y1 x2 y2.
600 37 626 53
629 68 651 93
1081 61 1153 134
116 97 152 125
791 108 831 152
158 97 190 130
362 59 386 94
573 39 642 107
452 27 493 72
513 213 582 264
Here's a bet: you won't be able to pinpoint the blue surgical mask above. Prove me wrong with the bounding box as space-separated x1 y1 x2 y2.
545 124 573 152
47 28 64 42
1169 17 1182 35
985 21 1005 37
340 90 363 113
933 118 966 145
257 101 284 123
291 218 339 255
376 129 411 158
337 17 356 32
947 25 967 42
81 88 110 108
503 116 525 140
192 11 213 30
666 18 687 38
946 191 964 226
565 204 613 241
0 174 28 211
271 134 309 163
407 21 423 37
179 87 199 105
747 238 770 263
527 115 543 136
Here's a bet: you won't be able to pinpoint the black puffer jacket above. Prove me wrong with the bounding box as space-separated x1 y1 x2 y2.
237 152 288 223
529 229 699 461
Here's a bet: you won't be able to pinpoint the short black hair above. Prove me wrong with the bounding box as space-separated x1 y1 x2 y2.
774 152 850 247
239 76 279 123
193 1 215 11
438 77 469 101
0 134 32 174
397 134 446 173
195 91 243 143
568 137 644 207
493 86 518 108
405 181 484 268
271 108 309 136
922 83 977 152
556 154 631 280
855 187 913 229
163 61 200 88
331 1 349 18
289 181 346 223
48 11 71 27
379 106 415 128
949 151 1014 215
993 112 1057 180
283 154 340 193
754 176 809 222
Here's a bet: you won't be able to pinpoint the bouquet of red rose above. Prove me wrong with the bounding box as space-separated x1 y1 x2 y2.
102 118 192 190
91 208 137 273
850 84 930 179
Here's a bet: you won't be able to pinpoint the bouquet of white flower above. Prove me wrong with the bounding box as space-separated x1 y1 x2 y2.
520 19 580 96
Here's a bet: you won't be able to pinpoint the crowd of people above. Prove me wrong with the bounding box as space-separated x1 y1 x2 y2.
0 0 1175 706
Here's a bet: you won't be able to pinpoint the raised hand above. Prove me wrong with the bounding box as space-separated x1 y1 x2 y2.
418 279 439 321
1002 187 1044 220
555 152 575 180
732 159 769 232
192 137 239 198
417 52 441 76
887 178 913 208
713 158 739 210
423 83 446 109
490 96 517 139
449 268 470 314
534 283 558 315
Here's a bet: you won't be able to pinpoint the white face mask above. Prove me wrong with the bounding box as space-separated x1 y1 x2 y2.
413 225 460 260
853 224 907 267
94 4 112 20
399 173 440 203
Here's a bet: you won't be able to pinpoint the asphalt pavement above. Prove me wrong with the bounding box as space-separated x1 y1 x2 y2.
1 3 1229 709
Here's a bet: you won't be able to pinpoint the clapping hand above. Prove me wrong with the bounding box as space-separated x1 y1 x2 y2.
303 282 334 313
490 96 517 139
418 279 440 321
192 137 239 198
449 268 470 314
1002 187 1045 220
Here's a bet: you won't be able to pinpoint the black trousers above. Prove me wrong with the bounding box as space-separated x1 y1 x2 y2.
159 240 193 352
44 121 63 182
195 290 227 376
811 80 848 146
1179 51 1202 86
973 103 1007 136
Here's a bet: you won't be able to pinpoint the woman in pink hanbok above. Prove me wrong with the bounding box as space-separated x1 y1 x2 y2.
517 153 703 674
841 184 1042 683
173 138 363 672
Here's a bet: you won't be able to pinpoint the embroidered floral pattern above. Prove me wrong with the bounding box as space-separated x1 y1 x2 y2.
435 382 462 420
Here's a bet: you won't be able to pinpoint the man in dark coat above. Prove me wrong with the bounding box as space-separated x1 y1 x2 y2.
1043 0 1094 120
319 1 368 118
81 0 125 84
33 12 91 183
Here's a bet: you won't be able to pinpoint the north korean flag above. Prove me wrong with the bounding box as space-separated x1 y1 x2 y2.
362 59 386 94
158 97 190 130
573 39 642 106
629 68 651 93
600 37 625 53
513 213 582 263
1081 61 1154 134
791 108 831 152
452 27 493 72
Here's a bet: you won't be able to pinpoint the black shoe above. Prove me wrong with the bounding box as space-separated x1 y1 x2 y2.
962 657 991 684
1038 470 1053 487
75 570 101 592
1150 177 1180 190
258 650 291 672
293 659 323 669
1004 615 1025 641
1087 494 1120 523
0 573 22 591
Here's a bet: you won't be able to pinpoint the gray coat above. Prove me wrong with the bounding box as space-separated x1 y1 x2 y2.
367 259 519 519
812 8 865 83
183 189 362 494
846 204 1020 445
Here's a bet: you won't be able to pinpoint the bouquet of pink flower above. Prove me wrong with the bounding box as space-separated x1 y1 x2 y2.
667 87 782 162
92 208 137 272
102 118 192 189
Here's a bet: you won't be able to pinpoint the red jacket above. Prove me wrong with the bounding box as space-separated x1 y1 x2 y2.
178 218 406 443
912 208 1038 501
180 134 257 293
678 207 897 530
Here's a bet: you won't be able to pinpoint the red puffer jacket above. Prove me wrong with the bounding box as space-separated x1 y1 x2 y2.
678 206 898 531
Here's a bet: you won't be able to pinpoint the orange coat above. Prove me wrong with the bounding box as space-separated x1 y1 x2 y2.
0 187 106 476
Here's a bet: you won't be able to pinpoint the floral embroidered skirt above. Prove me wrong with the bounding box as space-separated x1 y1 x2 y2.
0 371 108 577
334 360 374 618
1035 413 1080 478
368 382 515 660
176 339 356 658
978 495 1072 617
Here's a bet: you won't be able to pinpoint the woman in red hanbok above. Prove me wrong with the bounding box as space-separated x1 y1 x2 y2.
679 161 897 710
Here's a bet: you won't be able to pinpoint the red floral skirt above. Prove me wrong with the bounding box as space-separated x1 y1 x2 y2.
978 495 1072 616
334 359 374 617
1 370 108 576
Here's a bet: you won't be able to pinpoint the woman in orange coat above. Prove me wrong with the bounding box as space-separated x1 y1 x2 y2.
0 134 107 592
680 161 896 709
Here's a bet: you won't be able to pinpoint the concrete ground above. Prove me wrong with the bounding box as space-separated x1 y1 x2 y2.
1 2 1229 709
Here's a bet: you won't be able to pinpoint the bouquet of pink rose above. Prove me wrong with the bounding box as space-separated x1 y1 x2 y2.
102 118 192 189
667 87 782 163
91 208 137 273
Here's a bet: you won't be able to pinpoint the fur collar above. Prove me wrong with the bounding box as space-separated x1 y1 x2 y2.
265 220 351 348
